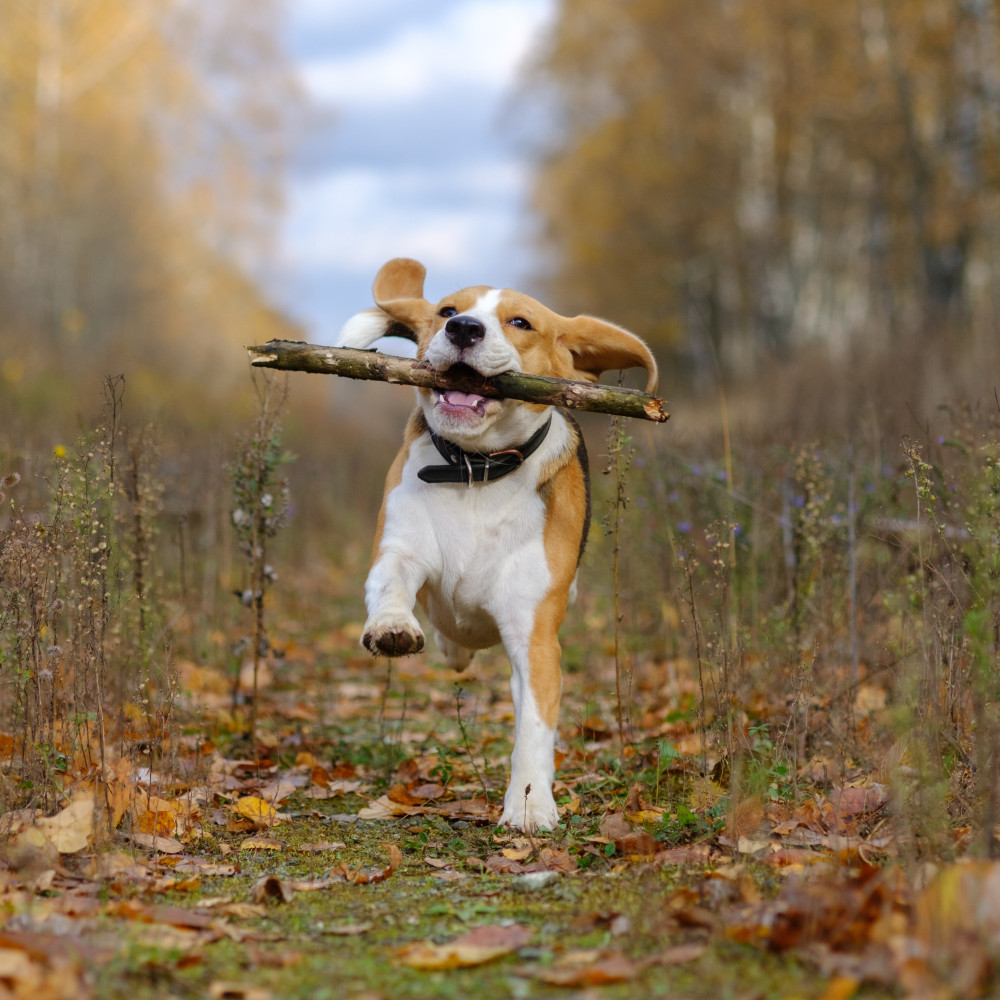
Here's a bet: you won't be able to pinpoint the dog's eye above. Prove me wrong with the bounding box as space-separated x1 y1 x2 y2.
438 306 457 318
508 317 532 331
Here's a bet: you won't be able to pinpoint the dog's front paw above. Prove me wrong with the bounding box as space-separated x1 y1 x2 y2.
499 784 560 833
362 614 425 657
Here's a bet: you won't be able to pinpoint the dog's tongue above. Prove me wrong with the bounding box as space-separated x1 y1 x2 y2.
442 390 485 408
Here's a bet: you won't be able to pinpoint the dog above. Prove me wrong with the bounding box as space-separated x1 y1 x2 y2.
338 258 657 831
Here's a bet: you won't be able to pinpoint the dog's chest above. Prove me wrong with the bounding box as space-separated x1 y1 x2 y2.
388 438 553 622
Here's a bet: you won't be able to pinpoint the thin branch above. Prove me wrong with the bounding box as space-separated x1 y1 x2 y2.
246 340 670 424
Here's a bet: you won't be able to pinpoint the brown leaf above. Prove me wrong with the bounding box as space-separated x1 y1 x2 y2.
331 843 402 885
484 854 528 875
726 795 766 841
252 875 294 904
569 912 631 936
396 924 533 970
829 784 889 820
653 845 712 866
207 981 271 1000
527 949 639 986
129 832 185 854
0 931 90 999
577 716 610 739
537 847 577 873
615 832 662 857
598 813 635 842
625 782 647 813
5 828 59 880
644 942 707 966
107 899 218 930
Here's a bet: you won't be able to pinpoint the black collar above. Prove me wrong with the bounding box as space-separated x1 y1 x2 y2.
418 416 553 485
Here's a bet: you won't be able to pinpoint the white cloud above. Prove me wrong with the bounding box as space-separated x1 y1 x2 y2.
300 0 552 109
284 162 528 280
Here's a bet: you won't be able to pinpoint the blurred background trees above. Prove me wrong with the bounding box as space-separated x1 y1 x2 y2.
529 0 1000 390
0 0 302 423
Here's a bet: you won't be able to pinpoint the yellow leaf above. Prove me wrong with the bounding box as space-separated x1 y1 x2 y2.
35 794 94 854
235 796 277 825
240 836 285 851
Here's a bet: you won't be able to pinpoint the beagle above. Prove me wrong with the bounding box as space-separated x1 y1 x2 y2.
338 258 657 831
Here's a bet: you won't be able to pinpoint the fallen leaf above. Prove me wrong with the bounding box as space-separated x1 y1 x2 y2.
88 850 151 880
502 845 534 862
598 813 635 842
525 949 639 986
173 858 238 876
726 795 765 841
829 784 889 819
645 942 707 966
129 832 185 854
218 903 268 920
252 875 294 904
485 855 531 875
569 912 632 937
818 974 860 1000
0 933 90 1000
538 847 577 873
35 795 94 854
240 837 285 851
208 981 271 1000
235 796 278 827
356 795 412 819
320 923 373 936
396 923 533 970
107 900 218 930
136 809 177 837
331 843 402 885
5 828 59 880
653 845 712 866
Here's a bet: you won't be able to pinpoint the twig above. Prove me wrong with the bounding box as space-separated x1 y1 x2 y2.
246 341 670 423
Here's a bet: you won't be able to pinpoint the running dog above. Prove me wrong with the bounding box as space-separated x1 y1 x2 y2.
338 258 657 830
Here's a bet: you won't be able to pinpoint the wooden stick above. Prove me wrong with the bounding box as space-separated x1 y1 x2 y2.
246 340 669 424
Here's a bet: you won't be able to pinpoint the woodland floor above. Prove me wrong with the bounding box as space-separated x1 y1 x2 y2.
1 559 997 1000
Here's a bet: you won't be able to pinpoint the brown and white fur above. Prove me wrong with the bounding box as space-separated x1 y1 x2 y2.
338 258 657 831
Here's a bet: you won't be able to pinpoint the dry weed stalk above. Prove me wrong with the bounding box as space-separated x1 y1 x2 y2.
229 373 292 748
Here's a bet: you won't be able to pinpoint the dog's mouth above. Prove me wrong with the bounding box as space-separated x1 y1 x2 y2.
432 363 495 419
433 388 489 417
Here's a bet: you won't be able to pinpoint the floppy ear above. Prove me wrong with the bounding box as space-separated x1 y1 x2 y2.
558 316 658 393
337 258 434 348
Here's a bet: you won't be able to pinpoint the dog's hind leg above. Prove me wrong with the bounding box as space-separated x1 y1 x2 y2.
434 631 475 672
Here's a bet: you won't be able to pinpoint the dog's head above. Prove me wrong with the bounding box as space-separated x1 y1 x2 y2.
339 258 658 447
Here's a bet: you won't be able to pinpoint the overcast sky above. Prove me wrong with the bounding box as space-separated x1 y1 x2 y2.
276 0 556 344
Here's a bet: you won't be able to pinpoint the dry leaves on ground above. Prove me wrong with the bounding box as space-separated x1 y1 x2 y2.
395 924 534 970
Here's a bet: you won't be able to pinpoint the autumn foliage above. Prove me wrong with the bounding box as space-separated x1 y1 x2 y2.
528 0 1000 388
3 1 1000 998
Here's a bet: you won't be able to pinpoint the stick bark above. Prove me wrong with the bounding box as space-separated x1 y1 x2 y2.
246 340 669 424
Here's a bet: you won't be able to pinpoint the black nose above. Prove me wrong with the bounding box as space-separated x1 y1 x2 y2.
445 315 486 350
